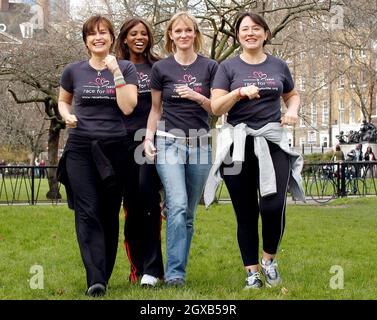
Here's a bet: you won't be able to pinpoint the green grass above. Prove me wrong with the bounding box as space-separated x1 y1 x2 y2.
0 197 377 300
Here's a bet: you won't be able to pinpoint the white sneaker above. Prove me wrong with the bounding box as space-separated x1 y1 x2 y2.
140 274 159 287
260 259 282 288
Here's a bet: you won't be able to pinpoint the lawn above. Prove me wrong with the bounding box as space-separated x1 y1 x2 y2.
0 197 376 300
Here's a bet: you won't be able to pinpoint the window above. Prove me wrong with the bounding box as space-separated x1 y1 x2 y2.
322 100 329 126
349 102 355 124
308 131 317 145
320 73 328 89
339 75 345 89
360 71 367 87
339 100 345 124
299 76 306 91
350 76 356 89
300 106 306 127
311 103 317 127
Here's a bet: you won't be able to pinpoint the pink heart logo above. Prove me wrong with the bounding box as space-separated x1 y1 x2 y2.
90 77 110 87
252 71 267 80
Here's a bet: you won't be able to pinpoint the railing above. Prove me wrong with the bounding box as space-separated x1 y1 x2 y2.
2 162 377 205
216 161 377 203
301 161 377 203
0 165 65 205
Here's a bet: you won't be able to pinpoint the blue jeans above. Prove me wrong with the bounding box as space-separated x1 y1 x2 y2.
156 136 212 281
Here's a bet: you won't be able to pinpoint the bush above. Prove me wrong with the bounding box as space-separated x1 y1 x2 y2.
0 146 29 163
304 151 333 162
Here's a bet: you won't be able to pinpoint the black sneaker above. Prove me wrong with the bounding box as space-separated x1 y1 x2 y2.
260 259 282 288
86 283 106 297
244 271 263 289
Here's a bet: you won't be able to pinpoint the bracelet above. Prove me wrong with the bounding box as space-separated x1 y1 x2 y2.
200 96 206 106
115 83 126 89
238 87 246 99
144 137 153 144
114 75 124 81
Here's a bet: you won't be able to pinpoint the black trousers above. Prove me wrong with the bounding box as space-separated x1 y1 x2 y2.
221 136 290 266
123 139 164 281
65 136 129 288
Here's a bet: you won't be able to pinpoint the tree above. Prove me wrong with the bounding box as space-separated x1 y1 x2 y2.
0 19 85 199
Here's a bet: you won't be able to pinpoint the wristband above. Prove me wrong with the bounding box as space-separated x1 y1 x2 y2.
144 138 153 144
114 75 124 81
238 87 246 99
115 83 126 89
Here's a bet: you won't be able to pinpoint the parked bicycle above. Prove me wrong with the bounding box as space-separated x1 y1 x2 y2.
308 162 367 203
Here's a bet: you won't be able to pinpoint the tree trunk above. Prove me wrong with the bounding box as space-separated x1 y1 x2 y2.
46 121 61 200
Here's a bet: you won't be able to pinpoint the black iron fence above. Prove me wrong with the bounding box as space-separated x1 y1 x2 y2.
215 160 377 203
2 162 377 205
0 165 64 205
302 161 377 203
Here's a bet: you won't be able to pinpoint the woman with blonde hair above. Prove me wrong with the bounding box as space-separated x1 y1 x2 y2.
144 12 218 286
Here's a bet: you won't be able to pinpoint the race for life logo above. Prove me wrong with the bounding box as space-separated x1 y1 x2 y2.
137 72 151 93
82 76 115 99
244 71 278 92
173 74 203 98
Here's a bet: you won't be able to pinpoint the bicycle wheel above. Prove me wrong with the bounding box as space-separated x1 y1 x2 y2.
345 178 367 197
309 178 336 203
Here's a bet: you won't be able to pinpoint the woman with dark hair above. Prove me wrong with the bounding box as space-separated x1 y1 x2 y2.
115 17 164 287
204 12 304 290
58 15 138 297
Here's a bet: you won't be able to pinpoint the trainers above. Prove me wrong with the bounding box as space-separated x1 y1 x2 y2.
261 259 282 288
244 271 263 289
165 278 185 287
141 274 159 287
86 283 106 297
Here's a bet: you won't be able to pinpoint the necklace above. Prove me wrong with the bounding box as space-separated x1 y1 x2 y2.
89 59 106 76
174 53 197 72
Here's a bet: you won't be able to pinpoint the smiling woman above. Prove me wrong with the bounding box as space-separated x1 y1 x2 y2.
206 11 304 291
114 18 164 288
56 15 138 298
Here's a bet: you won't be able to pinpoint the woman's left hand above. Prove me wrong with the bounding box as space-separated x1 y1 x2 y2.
175 85 200 101
281 109 299 126
103 55 120 74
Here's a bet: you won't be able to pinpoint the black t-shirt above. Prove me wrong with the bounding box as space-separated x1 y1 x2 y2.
60 60 138 138
213 54 294 129
123 62 152 133
151 54 218 137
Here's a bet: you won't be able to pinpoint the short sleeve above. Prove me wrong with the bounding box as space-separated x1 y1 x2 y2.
282 62 294 94
208 60 219 88
121 61 138 86
212 62 231 91
150 63 163 91
60 64 74 93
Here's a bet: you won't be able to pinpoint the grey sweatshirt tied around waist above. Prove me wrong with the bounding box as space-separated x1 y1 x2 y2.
203 122 306 208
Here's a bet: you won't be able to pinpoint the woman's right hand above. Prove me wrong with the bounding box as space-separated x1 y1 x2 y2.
64 114 78 128
144 138 157 160
240 85 260 100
